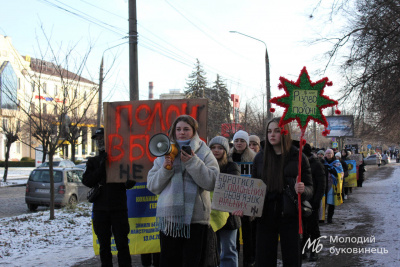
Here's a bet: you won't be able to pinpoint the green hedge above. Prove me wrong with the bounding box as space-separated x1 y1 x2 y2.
0 161 36 167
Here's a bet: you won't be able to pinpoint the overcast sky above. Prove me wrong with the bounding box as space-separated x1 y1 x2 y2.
0 0 343 111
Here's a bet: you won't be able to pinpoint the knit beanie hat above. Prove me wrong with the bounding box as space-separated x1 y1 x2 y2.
335 152 341 158
233 130 249 146
209 136 229 153
249 135 261 146
317 150 325 156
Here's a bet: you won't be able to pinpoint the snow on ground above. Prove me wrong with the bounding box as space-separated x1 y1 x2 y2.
0 167 33 187
357 166 400 266
0 203 95 267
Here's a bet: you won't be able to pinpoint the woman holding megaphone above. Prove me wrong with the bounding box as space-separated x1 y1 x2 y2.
147 115 219 267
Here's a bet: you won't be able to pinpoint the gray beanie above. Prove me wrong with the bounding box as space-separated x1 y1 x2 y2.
209 136 229 153
233 130 250 146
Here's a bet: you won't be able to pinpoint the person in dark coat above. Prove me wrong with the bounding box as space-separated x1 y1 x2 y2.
301 144 326 262
82 128 135 267
249 117 313 267
357 160 366 187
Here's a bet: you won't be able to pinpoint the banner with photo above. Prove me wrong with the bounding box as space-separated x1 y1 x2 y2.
344 159 357 187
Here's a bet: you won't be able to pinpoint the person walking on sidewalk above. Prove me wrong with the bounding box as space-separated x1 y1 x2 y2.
376 152 382 167
82 128 136 267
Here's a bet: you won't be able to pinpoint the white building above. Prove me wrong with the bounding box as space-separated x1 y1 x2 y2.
0 35 99 161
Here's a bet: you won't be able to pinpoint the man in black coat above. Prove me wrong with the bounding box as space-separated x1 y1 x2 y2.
83 128 135 267
301 144 326 262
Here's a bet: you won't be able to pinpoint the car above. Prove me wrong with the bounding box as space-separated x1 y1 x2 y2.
363 154 390 166
38 159 75 168
25 167 90 211
75 163 87 172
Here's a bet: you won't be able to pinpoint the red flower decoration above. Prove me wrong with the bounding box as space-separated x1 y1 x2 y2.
281 129 289 135
327 81 333 86
301 139 307 146
335 109 341 115
270 108 275 113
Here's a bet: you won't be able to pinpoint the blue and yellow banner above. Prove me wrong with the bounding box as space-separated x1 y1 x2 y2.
92 182 160 255
344 159 357 187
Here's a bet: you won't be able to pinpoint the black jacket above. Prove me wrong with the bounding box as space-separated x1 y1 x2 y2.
308 155 326 209
82 151 135 211
252 146 313 201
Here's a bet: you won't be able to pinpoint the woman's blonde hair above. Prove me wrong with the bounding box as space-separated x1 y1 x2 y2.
169 115 199 142
262 117 292 193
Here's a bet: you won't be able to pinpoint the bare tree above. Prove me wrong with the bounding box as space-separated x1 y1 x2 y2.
310 0 400 142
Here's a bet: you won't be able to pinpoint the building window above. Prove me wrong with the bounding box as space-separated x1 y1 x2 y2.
43 83 47 94
54 85 58 96
54 105 58 115
43 103 47 114
31 103 35 113
18 78 21 90
74 89 78 98
31 82 35 92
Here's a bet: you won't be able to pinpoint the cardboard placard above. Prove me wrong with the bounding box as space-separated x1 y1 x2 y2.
104 99 208 183
211 173 266 217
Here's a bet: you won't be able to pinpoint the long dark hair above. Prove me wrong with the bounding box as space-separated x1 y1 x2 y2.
262 117 292 193
169 115 199 142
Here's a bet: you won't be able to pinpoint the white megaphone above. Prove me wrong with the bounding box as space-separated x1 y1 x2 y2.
148 133 179 170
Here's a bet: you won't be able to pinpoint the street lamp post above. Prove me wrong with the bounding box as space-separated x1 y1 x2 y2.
97 42 128 128
229 31 272 124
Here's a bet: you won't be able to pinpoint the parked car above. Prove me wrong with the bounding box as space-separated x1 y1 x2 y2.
38 159 75 168
25 167 89 211
75 163 87 172
363 154 390 165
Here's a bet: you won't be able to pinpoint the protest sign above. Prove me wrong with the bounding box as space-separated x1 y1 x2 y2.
344 159 357 187
104 99 208 183
211 173 266 217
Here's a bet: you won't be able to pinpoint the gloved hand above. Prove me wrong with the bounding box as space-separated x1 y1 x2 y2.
125 179 136 189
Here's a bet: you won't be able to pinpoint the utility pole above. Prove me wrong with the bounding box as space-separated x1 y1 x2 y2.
129 0 139 101
97 57 103 128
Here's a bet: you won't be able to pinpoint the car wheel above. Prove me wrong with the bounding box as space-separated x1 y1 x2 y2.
68 195 78 205
28 204 38 211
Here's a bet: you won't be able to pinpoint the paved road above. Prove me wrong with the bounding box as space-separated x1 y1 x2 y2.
0 185 49 218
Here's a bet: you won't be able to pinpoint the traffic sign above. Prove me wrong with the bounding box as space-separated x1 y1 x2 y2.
332 142 338 148
367 144 372 149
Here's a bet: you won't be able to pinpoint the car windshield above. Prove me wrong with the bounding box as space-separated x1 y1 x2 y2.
39 162 61 167
29 170 63 183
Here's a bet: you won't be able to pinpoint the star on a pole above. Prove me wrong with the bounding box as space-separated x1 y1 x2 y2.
270 67 338 130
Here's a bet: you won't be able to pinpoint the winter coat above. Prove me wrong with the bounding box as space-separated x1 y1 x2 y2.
82 151 135 211
308 155 326 209
228 147 256 163
376 153 382 164
252 146 313 207
147 134 219 225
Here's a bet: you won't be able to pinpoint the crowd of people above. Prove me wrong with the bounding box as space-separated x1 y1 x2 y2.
83 115 373 267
